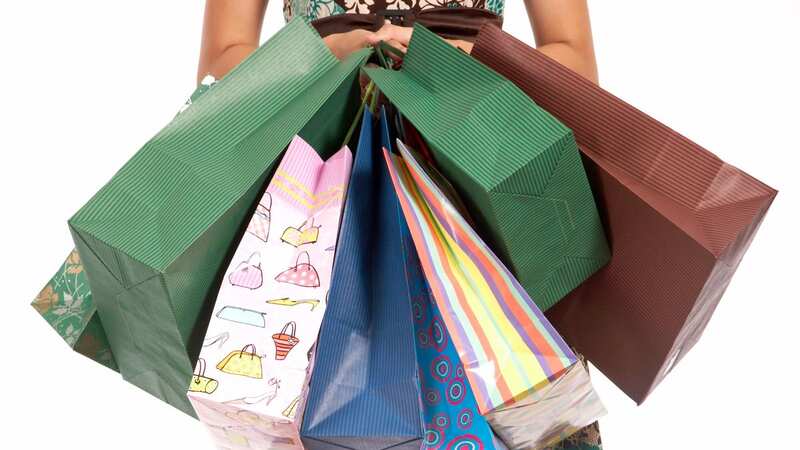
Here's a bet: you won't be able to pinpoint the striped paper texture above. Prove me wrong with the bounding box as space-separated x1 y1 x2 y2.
383 140 576 414
271 137 351 213
68 18 368 416
365 25 609 312
471 23 778 403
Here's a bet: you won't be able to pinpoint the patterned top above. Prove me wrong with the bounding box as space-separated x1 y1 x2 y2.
284 0 504 23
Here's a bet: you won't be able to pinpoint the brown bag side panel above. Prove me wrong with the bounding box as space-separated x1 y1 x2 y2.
471 24 776 402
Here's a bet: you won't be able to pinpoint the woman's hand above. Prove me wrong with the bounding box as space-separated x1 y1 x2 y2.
367 21 413 54
446 39 474 54
323 29 375 60
326 22 415 62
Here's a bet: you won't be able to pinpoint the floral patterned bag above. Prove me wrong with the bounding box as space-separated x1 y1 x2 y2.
31 249 117 370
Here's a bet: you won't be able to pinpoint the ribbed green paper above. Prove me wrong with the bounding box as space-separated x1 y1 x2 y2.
69 19 368 416
366 25 609 310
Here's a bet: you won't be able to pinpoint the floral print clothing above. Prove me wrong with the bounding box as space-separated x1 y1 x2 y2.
284 0 504 23
32 249 117 370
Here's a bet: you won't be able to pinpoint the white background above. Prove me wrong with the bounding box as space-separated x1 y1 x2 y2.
1 1 798 449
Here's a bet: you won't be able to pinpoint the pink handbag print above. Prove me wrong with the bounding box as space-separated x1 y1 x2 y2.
229 253 263 290
247 192 272 242
274 252 320 288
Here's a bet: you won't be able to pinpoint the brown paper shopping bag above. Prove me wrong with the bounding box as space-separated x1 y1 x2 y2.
472 24 777 403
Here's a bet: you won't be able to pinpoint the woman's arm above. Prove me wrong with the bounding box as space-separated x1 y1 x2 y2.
198 0 267 83
524 0 598 83
198 0 377 83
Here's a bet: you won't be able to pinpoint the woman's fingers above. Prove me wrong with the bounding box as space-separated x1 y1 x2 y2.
367 22 413 48
445 39 474 54
385 39 408 59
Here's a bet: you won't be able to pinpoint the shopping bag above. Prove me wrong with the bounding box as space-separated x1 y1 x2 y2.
31 249 117 371
301 109 423 450
471 24 778 403
30 77 223 388
384 140 605 449
366 25 609 311
188 135 352 450
69 18 369 415
401 212 499 450
396 115 605 450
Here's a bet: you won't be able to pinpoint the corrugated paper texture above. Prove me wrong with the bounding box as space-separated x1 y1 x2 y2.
300 109 422 449
365 24 609 312
471 24 777 403
69 18 369 415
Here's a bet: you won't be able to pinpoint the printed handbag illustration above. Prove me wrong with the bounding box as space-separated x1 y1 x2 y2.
190 134 353 450
217 344 263 379
189 358 219 394
274 252 320 288
229 253 263 290
272 321 301 360
280 218 320 247
216 306 267 328
247 192 272 242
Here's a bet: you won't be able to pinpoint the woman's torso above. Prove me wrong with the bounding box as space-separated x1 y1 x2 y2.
284 0 505 23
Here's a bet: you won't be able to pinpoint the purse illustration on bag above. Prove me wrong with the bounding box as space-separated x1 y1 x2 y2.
217 344 263 379
189 358 219 394
274 252 320 288
216 306 267 328
229 252 263 290
280 218 320 247
247 192 272 242
272 321 301 360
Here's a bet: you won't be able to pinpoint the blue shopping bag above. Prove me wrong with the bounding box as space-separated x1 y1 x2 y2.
300 108 423 450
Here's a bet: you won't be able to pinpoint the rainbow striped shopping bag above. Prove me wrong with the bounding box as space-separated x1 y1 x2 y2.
383 140 606 449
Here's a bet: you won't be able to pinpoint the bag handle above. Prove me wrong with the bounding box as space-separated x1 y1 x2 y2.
246 252 261 267
239 344 257 359
301 217 319 230
261 192 272 210
195 358 206 380
340 81 375 148
279 321 297 337
294 252 311 268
